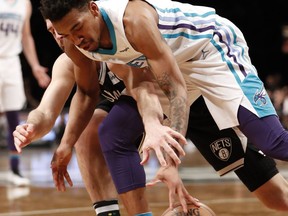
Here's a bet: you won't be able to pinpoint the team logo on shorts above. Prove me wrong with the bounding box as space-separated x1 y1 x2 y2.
210 138 232 161
254 85 267 106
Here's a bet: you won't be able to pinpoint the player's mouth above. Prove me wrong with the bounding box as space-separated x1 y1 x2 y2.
78 41 90 50
80 44 90 50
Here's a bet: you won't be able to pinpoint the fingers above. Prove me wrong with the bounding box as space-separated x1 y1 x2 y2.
166 131 187 156
183 187 200 207
64 172 73 187
51 163 72 192
14 139 22 153
154 148 167 166
169 188 177 210
51 162 61 191
146 179 162 187
140 148 150 165
162 145 181 165
177 187 188 213
177 187 200 212
13 124 34 152
50 149 73 192
58 168 66 192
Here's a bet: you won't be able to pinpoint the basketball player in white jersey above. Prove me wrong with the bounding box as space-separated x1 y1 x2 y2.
0 0 50 186
16 17 288 216
13 19 188 215
37 0 288 214
39 0 288 164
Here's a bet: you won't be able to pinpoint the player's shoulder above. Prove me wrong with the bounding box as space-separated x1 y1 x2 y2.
54 53 72 66
53 53 74 75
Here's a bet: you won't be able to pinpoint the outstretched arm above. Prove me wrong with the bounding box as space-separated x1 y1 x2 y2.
130 76 197 212
123 1 189 169
125 1 189 137
58 44 100 150
107 64 194 210
13 53 75 152
109 64 187 167
50 43 100 192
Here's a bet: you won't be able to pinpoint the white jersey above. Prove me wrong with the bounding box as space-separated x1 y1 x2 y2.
0 0 26 57
79 0 276 130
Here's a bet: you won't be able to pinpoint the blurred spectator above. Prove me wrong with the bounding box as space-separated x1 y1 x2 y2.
0 0 50 186
281 25 288 54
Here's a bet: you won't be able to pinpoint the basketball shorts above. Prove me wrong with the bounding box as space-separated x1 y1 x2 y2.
186 96 278 191
96 95 115 113
0 56 26 112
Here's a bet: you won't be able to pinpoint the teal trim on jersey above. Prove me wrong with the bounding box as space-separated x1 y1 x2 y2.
211 39 276 117
225 23 245 56
162 32 212 39
215 21 257 74
210 39 241 84
241 73 276 117
215 21 245 56
135 213 152 216
95 8 117 55
154 6 215 18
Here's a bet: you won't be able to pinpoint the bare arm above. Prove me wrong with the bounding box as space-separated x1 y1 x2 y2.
26 54 75 139
22 0 50 88
124 1 189 136
108 64 194 210
13 53 75 151
50 43 100 191
108 64 186 166
107 64 163 125
59 43 100 149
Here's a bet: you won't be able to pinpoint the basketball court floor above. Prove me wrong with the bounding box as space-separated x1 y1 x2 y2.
1 119 288 215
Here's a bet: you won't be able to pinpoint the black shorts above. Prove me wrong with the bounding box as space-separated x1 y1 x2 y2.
96 95 114 113
186 96 278 191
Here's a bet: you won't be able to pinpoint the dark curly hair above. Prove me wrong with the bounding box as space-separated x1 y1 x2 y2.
39 0 90 21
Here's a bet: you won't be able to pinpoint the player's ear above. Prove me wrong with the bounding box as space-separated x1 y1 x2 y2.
89 1 100 16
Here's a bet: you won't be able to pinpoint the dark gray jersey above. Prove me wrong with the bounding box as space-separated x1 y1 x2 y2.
98 62 126 103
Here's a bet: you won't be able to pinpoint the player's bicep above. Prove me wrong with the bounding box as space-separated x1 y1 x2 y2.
64 43 99 97
124 2 179 95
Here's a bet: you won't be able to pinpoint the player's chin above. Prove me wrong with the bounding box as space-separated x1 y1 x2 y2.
85 43 98 52
162 202 216 216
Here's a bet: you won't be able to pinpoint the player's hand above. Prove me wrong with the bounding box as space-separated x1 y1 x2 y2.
50 144 73 192
146 165 199 213
32 64 51 88
13 123 36 153
140 125 187 166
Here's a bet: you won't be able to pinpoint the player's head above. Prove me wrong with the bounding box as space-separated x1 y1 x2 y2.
46 19 65 50
39 0 90 22
39 0 101 52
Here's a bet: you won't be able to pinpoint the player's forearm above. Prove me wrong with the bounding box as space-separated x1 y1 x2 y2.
169 86 189 136
26 109 57 141
60 88 97 147
132 81 164 127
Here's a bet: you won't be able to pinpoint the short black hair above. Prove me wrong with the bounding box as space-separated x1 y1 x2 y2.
39 0 90 21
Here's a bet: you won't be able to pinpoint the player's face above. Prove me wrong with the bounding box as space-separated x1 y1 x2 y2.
52 2 101 52
46 19 65 50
